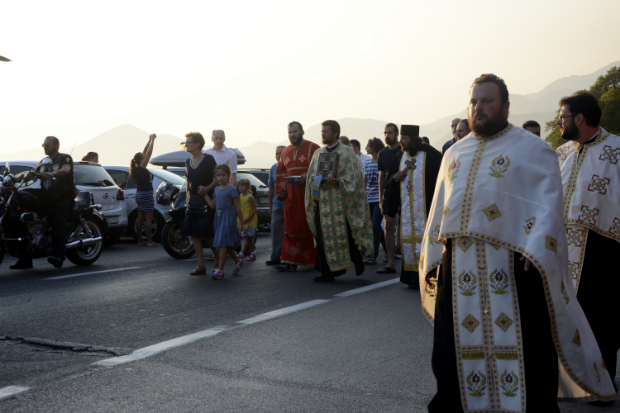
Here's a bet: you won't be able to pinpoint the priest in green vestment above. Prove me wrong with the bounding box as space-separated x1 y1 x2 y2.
305 120 374 282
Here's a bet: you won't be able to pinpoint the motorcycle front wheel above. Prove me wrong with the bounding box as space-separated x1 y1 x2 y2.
161 221 195 259
66 218 104 266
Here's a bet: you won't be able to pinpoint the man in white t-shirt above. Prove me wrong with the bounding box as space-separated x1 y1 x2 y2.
203 129 238 186
351 139 371 170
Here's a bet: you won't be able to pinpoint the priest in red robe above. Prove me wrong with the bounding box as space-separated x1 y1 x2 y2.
275 121 320 271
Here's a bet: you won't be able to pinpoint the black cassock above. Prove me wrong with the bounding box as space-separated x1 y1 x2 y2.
577 230 620 390
385 142 442 287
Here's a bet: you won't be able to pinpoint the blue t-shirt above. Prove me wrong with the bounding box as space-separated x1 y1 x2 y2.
268 163 285 210
363 159 380 203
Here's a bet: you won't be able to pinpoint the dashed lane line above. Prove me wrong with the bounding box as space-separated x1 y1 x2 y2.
45 267 142 280
1 275 401 401
236 299 330 325
0 386 31 401
333 278 400 297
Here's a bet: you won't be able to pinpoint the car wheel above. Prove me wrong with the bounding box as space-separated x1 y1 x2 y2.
161 222 195 259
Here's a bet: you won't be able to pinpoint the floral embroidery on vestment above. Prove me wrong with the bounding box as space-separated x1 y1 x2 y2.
458 270 477 296
609 218 620 236
442 206 450 220
489 268 509 295
578 205 599 225
560 281 570 304
572 329 581 347
428 225 441 246
489 154 511 178
523 217 536 234
594 362 601 382
587 175 611 195
500 370 519 398
599 145 620 164
466 371 487 397
447 158 460 181
456 236 473 252
557 145 570 160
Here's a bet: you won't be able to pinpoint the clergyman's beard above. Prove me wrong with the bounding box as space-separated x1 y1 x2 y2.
290 135 303 146
470 111 506 137
322 136 336 146
560 122 579 141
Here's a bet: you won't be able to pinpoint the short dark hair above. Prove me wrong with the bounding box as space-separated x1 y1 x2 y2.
472 73 509 104
322 120 340 138
559 91 601 127
214 163 231 176
350 139 361 149
288 121 304 132
366 137 385 153
385 123 399 135
185 131 206 150
45 136 59 147
421 137 430 144
522 120 540 129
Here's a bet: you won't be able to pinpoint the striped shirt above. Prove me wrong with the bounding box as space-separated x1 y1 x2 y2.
363 159 380 203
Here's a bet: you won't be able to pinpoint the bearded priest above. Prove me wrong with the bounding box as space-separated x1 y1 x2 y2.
556 91 620 404
385 125 442 288
420 74 616 412
305 120 374 282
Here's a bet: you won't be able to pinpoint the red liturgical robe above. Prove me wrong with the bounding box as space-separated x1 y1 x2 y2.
276 140 320 266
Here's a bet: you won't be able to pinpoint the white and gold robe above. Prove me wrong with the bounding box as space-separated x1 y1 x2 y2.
419 124 616 411
399 150 427 271
557 127 620 291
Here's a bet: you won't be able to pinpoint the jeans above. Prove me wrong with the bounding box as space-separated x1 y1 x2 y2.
368 202 386 260
270 206 284 261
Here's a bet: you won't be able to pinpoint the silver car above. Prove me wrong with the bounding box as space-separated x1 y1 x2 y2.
0 160 128 245
103 166 185 243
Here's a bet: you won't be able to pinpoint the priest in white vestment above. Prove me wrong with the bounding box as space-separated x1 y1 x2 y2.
420 74 616 413
556 91 620 401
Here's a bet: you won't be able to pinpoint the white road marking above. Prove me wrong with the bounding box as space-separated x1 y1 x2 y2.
45 267 142 280
0 385 30 401
92 277 395 369
237 299 330 325
93 326 229 367
333 278 400 297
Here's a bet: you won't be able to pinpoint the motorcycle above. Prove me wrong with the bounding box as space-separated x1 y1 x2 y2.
0 160 107 268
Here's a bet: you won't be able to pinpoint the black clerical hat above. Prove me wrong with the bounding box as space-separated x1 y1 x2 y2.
400 125 419 138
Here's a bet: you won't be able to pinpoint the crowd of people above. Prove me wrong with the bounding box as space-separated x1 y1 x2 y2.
263 74 619 411
6 71 618 411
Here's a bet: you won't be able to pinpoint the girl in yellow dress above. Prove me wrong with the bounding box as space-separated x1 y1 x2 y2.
237 178 258 260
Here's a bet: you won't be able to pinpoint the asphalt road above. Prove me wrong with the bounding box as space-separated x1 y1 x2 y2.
0 234 618 412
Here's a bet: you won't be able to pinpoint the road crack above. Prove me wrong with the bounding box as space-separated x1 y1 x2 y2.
0 335 131 357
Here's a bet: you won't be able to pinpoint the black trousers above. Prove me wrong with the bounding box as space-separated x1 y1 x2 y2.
577 230 620 390
428 240 559 413
313 201 364 278
50 197 73 260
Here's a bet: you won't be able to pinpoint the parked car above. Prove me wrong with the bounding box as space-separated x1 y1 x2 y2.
103 166 185 243
149 149 270 230
0 160 128 245
240 168 269 185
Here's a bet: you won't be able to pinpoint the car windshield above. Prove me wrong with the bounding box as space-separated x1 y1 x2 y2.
74 164 116 187
238 172 266 189
149 168 185 185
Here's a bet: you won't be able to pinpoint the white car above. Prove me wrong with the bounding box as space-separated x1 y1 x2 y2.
0 160 128 246
103 166 185 243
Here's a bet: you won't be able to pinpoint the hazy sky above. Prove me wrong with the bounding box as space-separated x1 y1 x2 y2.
2 0 619 151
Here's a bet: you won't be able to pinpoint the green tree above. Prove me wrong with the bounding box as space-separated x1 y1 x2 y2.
590 66 620 134
545 108 563 150
545 66 620 149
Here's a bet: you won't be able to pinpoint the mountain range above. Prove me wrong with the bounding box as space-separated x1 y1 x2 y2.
3 61 618 169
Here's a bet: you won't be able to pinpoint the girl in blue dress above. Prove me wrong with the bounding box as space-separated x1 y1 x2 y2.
205 164 246 279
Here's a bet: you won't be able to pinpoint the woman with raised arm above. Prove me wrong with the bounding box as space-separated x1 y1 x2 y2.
130 134 158 247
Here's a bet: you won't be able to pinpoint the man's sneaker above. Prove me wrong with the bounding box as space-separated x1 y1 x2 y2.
48 256 63 269
211 269 225 279
232 260 244 275
275 263 297 272
9 259 33 270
